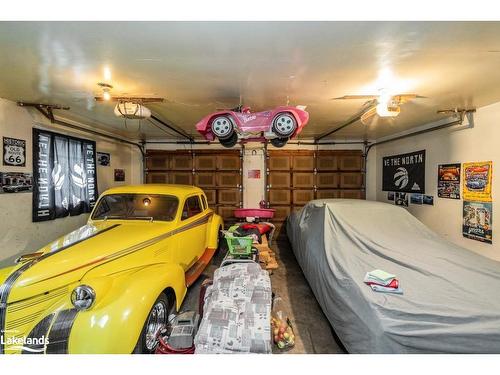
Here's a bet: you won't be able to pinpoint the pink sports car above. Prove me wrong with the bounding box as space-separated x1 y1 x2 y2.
195 105 310 148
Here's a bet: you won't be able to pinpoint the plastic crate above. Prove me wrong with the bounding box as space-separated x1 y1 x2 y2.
225 236 253 256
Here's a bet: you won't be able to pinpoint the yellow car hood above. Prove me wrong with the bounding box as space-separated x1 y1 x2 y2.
5 220 176 303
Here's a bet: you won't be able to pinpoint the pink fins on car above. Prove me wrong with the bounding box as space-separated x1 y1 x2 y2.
195 105 310 148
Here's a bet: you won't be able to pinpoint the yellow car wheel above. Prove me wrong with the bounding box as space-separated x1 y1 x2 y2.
133 292 170 354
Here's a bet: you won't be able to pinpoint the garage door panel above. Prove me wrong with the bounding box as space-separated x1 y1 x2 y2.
316 189 340 199
339 154 362 171
268 155 291 170
292 155 314 171
203 189 217 205
170 172 193 185
218 189 240 205
272 206 291 221
217 154 241 170
195 172 216 187
147 154 170 170
316 173 339 188
292 173 314 188
340 173 362 188
269 190 291 205
217 172 240 188
268 172 290 188
194 155 216 170
316 154 338 171
146 172 169 184
170 154 193 170
340 190 363 199
293 190 314 205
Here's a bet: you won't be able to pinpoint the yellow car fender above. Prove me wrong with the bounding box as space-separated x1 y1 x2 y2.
206 211 224 249
0 265 16 285
68 262 186 354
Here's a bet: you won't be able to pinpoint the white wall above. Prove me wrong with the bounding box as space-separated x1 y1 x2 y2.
0 98 142 266
367 101 500 261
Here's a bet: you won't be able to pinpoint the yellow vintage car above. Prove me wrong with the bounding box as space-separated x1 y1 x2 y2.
0 184 224 354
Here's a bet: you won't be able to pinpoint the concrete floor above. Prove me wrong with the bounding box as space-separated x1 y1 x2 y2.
181 236 346 354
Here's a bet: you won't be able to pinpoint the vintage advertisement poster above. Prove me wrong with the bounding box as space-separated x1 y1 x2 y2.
438 163 461 199
0 171 32 194
463 201 493 244
3 136 26 167
382 150 425 193
463 161 492 202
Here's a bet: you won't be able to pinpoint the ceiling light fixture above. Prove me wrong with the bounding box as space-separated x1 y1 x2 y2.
375 90 400 118
102 90 111 101
97 82 113 101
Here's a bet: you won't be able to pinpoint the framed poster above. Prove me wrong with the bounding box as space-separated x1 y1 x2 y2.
97 152 111 166
423 195 434 205
463 201 492 244
463 161 492 202
32 129 98 222
0 172 32 194
410 193 423 205
395 192 408 207
437 163 461 199
114 169 125 182
3 137 26 167
382 150 425 193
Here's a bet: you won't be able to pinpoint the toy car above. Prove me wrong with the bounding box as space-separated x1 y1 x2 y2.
195 105 309 148
0 184 223 354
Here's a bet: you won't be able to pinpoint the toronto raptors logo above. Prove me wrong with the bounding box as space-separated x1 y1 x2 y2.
394 167 409 189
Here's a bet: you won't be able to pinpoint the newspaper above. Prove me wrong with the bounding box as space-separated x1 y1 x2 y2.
194 263 272 354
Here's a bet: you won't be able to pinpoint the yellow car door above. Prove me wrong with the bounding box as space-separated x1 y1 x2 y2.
175 194 207 270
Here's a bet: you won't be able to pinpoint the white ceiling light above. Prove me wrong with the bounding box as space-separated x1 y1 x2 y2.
375 91 400 117
114 102 151 120
102 90 111 101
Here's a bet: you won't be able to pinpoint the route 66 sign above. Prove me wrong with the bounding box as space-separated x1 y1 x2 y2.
3 137 26 167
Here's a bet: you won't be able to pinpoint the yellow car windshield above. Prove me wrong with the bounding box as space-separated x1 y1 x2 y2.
92 194 179 222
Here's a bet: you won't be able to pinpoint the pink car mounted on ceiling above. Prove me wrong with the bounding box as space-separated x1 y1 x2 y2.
195 105 310 148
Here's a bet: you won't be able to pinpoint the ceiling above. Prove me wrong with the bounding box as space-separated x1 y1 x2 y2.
1 21 500 141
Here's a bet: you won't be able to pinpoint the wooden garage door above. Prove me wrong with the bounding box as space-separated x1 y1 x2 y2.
267 150 364 237
145 150 242 224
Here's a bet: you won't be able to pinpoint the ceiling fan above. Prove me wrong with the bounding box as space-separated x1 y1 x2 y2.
331 91 425 124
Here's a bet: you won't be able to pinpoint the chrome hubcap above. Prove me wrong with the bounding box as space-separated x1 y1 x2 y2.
274 114 295 135
145 300 167 351
212 116 232 138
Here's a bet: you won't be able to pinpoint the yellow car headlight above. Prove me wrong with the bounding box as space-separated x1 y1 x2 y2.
71 285 96 311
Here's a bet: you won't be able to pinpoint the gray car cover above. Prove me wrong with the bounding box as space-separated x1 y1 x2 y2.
287 199 500 353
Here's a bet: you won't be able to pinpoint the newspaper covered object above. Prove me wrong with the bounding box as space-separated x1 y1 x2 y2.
194 262 272 354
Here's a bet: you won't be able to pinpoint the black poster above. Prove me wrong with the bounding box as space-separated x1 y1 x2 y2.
32 129 98 222
382 150 426 193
